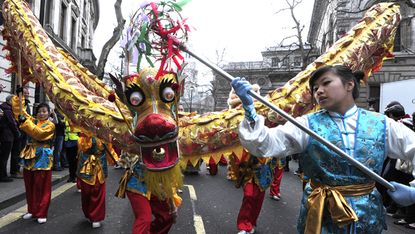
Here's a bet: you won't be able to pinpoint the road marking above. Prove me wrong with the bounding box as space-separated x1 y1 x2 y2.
0 182 76 229
184 184 205 234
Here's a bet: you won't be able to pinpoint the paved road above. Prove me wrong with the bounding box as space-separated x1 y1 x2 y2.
0 162 413 234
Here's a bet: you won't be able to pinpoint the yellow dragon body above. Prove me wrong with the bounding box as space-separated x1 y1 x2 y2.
2 0 400 169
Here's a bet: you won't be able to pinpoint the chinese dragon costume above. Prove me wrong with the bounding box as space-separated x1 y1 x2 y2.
1 0 401 232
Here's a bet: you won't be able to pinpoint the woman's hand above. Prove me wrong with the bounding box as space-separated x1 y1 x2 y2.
387 181 415 206
231 77 253 106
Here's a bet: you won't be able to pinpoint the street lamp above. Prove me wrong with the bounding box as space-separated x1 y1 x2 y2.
119 51 125 75
189 86 195 112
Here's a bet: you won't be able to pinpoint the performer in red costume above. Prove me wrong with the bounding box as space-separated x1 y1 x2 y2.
17 101 55 224
77 134 118 228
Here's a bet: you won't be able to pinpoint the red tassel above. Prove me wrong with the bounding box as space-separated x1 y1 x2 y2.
2 45 11 51
5 54 12 61
5 66 17 74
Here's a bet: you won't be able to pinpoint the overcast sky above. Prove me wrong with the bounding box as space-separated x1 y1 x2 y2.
93 0 315 77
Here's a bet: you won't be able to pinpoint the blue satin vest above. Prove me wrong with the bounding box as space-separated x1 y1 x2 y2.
297 109 387 233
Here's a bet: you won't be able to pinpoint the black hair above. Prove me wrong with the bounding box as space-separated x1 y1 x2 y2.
35 102 50 114
412 112 415 131
384 101 405 119
309 65 364 99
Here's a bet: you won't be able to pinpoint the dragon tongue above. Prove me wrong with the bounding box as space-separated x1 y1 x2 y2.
141 142 179 171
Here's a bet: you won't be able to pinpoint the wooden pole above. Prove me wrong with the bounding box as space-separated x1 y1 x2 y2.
17 49 23 115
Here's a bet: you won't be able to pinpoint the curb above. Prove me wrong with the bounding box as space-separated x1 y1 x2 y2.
0 173 69 211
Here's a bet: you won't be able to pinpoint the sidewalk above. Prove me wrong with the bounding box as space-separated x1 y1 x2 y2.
0 168 69 211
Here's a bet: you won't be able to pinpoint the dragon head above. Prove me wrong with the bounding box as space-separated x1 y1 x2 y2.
121 68 182 171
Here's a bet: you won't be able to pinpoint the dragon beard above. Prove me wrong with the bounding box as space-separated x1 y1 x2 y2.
143 163 183 200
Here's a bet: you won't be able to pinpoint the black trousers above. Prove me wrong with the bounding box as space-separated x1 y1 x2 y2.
0 141 12 178
65 145 78 180
10 139 21 174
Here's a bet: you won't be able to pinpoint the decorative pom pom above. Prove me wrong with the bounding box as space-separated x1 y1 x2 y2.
108 92 116 102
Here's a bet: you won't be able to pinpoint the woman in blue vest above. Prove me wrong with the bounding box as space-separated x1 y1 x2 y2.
231 65 415 233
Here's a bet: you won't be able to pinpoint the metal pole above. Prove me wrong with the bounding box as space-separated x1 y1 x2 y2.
189 88 193 112
180 44 395 191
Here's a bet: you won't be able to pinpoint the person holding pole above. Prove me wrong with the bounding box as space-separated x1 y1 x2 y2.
18 102 55 224
231 65 415 233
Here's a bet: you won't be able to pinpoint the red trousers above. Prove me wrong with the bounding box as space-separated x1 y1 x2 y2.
208 157 218 175
269 167 284 196
127 191 174 234
23 169 52 218
237 182 265 231
79 179 106 222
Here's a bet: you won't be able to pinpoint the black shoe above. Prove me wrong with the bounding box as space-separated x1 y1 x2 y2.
386 206 398 216
394 219 409 225
67 178 76 183
0 177 14 182
52 167 63 171
392 210 407 219
405 223 415 230
10 173 23 179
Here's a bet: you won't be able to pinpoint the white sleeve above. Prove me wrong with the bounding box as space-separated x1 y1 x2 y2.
238 115 309 158
386 117 415 186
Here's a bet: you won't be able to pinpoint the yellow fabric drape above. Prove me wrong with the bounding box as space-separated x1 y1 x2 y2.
20 143 50 160
78 136 106 185
19 119 55 142
115 169 133 198
305 180 375 234
78 136 93 152
11 96 32 120
79 155 105 185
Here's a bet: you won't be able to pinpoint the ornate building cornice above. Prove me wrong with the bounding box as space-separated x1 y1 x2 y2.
307 0 329 45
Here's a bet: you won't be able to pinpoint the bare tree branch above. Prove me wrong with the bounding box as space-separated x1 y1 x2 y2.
96 0 126 79
277 35 297 46
274 7 290 15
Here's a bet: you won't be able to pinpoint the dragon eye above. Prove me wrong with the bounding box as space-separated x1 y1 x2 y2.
161 87 175 102
129 92 144 106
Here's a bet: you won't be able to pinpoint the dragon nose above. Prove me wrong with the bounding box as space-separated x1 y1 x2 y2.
134 113 176 138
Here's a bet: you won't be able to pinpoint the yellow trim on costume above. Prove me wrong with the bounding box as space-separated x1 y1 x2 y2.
20 119 55 142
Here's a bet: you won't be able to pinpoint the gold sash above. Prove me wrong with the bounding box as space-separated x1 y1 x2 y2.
20 143 51 159
79 155 104 185
305 180 375 234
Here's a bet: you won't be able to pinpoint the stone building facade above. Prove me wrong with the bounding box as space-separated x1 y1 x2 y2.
0 0 99 111
212 45 314 111
308 0 415 111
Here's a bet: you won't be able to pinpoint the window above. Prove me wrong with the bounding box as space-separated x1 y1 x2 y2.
83 0 88 19
70 17 77 49
59 2 67 39
81 34 86 48
282 57 289 67
271 57 280 67
293 56 302 67
393 23 401 52
45 0 53 25
369 85 380 112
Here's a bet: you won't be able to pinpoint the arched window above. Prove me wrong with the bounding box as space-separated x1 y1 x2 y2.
271 57 280 67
